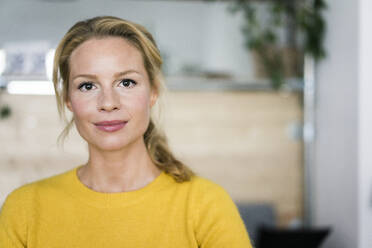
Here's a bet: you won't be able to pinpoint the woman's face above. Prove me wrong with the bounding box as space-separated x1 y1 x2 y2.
66 37 157 151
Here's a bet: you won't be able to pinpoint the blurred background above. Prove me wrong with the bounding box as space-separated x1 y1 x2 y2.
0 0 371 248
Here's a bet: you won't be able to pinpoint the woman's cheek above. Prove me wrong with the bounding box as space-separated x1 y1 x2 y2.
71 97 94 121
133 94 152 117
123 89 150 112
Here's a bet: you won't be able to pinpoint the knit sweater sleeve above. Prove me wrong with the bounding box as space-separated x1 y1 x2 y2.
0 186 29 248
193 178 253 248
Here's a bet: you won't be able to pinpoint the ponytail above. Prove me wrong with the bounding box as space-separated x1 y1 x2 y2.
144 119 195 182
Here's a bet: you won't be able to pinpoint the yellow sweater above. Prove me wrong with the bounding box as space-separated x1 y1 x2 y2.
0 165 252 248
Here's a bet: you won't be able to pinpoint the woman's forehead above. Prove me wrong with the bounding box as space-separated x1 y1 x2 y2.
69 37 146 78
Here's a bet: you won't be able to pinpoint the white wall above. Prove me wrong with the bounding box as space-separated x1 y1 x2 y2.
202 3 253 77
314 0 372 247
0 0 253 78
358 0 372 247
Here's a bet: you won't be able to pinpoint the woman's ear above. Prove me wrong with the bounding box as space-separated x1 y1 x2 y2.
66 97 73 112
150 88 158 108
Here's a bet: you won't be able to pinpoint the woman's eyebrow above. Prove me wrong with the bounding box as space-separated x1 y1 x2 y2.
71 70 142 81
114 70 142 78
71 74 97 81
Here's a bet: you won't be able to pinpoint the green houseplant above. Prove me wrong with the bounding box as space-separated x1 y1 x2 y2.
0 80 11 120
228 0 327 89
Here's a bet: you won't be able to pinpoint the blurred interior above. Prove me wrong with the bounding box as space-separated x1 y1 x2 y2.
0 1 371 248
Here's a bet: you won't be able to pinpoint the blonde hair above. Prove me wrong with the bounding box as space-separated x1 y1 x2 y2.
53 16 194 182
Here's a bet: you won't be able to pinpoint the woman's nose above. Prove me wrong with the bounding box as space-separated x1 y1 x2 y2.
97 88 121 112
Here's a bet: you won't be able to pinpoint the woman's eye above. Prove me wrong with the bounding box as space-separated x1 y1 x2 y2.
119 79 137 88
78 82 95 92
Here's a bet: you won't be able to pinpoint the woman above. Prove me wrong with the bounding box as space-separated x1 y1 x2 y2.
0 16 252 248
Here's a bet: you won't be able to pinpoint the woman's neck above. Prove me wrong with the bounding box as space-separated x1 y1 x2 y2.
77 138 161 193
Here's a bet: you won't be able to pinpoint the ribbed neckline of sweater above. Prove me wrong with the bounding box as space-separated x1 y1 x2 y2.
64 164 171 208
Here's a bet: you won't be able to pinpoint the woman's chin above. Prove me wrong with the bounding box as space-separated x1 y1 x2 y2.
98 139 127 150
79 128 145 152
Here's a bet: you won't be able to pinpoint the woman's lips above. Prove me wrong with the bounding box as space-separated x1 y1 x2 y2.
94 120 127 132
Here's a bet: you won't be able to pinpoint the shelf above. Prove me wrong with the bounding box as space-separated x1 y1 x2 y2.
165 76 304 92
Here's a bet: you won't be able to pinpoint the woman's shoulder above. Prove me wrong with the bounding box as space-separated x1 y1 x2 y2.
3 167 75 204
189 174 225 191
177 174 233 202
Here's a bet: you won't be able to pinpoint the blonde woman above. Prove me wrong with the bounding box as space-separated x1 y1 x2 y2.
0 16 252 248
